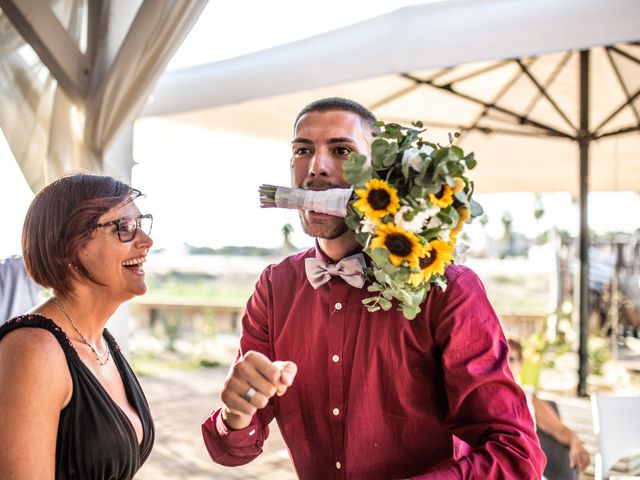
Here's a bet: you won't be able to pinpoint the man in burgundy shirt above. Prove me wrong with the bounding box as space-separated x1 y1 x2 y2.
202 98 546 479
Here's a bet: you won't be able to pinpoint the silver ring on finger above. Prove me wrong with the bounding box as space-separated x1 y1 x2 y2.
244 386 257 402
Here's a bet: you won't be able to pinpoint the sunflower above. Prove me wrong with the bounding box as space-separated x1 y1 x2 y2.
415 239 454 283
354 178 400 222
370 222 424 268
429 184 454 209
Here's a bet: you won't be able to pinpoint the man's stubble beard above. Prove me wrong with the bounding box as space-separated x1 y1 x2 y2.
298 211 349 240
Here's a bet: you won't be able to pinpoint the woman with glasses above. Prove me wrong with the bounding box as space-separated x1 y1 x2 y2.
0 173 154 479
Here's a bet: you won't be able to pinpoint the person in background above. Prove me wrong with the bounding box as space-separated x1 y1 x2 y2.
202 97 545 479
508 338 591 475
0 174 155 479
0 255 42 324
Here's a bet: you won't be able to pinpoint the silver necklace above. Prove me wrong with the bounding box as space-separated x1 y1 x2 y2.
51 297 110 366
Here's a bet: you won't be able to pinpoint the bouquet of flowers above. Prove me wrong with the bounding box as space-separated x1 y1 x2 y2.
259 121 483 319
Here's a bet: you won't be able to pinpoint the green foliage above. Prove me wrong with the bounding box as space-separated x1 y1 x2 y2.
343 121 482 319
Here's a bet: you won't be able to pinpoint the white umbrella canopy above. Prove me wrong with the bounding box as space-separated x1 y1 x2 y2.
140 0 640 396
149 45 640 194
142 0 640 194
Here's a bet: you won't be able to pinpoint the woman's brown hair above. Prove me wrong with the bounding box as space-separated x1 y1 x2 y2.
22 174 138 297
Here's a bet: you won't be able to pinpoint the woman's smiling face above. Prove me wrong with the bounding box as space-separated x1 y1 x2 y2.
76 200 153 302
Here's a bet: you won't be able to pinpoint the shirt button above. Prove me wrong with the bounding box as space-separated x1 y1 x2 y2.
335 302 342 310
333 408 340 416
332 354 340 363
336 461 342 469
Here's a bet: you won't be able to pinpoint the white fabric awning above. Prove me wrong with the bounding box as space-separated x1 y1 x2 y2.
0 0 207 192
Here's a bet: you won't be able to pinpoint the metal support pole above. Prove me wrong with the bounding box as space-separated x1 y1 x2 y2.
577 50 590 397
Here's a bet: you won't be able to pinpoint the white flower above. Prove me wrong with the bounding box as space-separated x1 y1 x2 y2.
439 229 451 242
427 216 443 229
360 218 378 234
402 144 435 172
394 205 440 233
420 144 435 155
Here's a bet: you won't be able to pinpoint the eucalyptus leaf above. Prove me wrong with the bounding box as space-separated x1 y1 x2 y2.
402 157 411 179
463 152 477 169
450 146 464 160
444 206 459 224
469 198 484 217
396 288 413 305
434 162 450 177
437 212 454 225
420 227 443 240
344 170 366 186
410 185 425 198
382 262 397 275
371 247 389 265
423 183 441 194
345 212 360 230
414 175 430 187
362 297 379 305
454 190 469 205
378 297 392 311
374 268 392 285
382 143 398 167
402 305 420 320
393 270 411 285
384 123 402 139
345 152 367 169
371 139 389 156
447 162 464 178
355 231 370 246
432 148 449 162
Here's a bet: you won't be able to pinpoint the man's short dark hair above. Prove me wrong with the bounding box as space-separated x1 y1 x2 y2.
22 174 137 297
294 97 378 131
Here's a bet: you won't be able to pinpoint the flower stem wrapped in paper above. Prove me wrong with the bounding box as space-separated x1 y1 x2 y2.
259 121 483 320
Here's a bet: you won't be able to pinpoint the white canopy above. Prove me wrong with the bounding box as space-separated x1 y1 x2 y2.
142 0 640 194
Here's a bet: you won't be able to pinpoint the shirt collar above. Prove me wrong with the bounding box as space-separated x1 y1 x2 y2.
313 240 370 267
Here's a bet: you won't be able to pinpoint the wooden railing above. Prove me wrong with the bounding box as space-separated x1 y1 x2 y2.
129 298 245 335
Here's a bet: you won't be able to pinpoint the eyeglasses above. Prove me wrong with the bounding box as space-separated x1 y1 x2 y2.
96 214 153 242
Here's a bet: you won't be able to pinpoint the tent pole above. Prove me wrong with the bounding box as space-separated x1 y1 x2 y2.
577 50 590 397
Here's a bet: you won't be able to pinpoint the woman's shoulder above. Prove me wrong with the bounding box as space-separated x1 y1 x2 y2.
0 314 73 389
1 313 74 350
0 315 71 366
1 319 62 350
0 317 73 407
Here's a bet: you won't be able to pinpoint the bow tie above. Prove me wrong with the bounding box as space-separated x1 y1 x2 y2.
305 253 366 289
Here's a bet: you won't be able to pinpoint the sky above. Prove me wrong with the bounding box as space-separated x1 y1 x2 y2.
1 0 639 257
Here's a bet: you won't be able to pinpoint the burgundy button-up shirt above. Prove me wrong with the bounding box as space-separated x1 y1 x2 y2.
202 246 545 479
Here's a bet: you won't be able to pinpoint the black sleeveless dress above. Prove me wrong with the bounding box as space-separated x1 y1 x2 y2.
0 314 154 479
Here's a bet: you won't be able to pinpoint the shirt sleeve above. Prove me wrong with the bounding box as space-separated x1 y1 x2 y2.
413 268 546 479
201 408 270 466
201 267 277 466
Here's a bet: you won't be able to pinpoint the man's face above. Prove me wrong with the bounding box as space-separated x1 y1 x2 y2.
291 109 373 239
